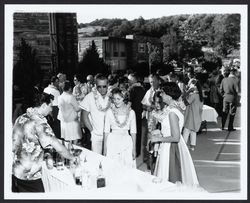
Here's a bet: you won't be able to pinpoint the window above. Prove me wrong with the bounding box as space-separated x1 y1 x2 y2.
120 51 126 57
138 43 145 53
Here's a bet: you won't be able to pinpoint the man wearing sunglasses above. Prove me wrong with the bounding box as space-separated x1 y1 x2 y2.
79 73 110 154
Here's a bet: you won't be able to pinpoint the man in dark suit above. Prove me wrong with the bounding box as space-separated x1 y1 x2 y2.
220 67 239 131
128 73 146 157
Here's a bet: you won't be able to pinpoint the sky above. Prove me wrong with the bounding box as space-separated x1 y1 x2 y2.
4 4 246 24
75 5 245 23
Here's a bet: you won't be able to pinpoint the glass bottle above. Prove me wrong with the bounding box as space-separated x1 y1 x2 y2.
74 158 82 185
45 151 54 170
96 162 106 188
81 156 90 189
56 153 64 171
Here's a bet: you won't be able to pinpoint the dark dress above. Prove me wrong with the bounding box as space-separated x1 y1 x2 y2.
129 84 145 157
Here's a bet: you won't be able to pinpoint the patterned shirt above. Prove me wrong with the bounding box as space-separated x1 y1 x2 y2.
12 108 55 180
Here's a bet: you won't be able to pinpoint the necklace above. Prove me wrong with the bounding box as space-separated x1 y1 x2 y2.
93 88 111 112
152 107 169 123
111 104 131 128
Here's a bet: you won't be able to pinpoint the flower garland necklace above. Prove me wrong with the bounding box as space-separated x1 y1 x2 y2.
111 104 131 128
93 88 111 112
152 106 169 123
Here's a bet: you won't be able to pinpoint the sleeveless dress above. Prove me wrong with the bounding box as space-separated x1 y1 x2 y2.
153 107 199 186
104 108 137 168
58 92 82 141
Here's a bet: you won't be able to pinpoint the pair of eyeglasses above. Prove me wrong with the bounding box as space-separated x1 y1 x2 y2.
97 85 107 88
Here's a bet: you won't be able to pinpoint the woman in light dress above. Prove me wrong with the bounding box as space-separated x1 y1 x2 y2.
149 82 199 186
104 87 136 168
58 81 82 145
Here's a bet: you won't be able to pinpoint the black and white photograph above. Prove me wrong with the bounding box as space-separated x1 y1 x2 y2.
4 3 247 200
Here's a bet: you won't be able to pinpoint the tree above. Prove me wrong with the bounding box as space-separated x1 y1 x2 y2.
202 52 222 73
78 40 110 78
147 43 162 73
13 38 43 108
133 16 146 35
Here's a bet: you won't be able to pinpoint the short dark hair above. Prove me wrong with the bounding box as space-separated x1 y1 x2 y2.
74 74 83 83
95 73 108 82
118 76 128 86
162 82 182 100
111 87 129 104
34 92 54 107
108 74 118 86
50 76 58 83
152 91 163 104
149 73 160 81
63 81 72 92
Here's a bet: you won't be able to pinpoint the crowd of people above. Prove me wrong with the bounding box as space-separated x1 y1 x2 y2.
12 61 240 192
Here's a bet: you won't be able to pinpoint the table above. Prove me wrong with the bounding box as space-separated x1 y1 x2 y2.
202 105 218 123
41 145 207 197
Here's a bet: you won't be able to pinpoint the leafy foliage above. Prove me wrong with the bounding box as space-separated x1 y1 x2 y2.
13 38 43 108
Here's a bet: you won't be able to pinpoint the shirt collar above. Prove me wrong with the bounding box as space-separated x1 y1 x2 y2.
229 74 236 78
49 84 58 90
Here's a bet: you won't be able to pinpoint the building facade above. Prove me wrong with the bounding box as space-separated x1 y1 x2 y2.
78 36 133 72
78 33 163 73
13 13 78 84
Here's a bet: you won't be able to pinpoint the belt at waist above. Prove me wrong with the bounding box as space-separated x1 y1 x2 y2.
111 129 129 134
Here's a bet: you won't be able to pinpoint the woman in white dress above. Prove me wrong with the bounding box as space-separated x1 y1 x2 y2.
149 82 199 186
104 87 136 168
58 81 82 145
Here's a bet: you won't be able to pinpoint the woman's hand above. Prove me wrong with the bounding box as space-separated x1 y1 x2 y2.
150 134 162 143
151 129 161 136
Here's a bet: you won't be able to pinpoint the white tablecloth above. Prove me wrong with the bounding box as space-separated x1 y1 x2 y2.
202 105 218 123
42 145 207 197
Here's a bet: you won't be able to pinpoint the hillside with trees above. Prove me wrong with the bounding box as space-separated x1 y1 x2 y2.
78 14 240 62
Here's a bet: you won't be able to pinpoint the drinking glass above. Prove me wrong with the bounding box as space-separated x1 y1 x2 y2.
56 153 64 170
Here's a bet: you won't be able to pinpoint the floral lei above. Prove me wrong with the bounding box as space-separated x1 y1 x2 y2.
93 88 111 112
111 104 131 128
152 107 169 123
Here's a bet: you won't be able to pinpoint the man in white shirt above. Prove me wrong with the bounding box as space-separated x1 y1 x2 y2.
80 74 110 154
43 76 61 139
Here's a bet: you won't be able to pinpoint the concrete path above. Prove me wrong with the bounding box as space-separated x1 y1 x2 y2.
136 107 241 193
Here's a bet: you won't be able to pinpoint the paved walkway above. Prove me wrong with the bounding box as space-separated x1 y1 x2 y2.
136 107 241 193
